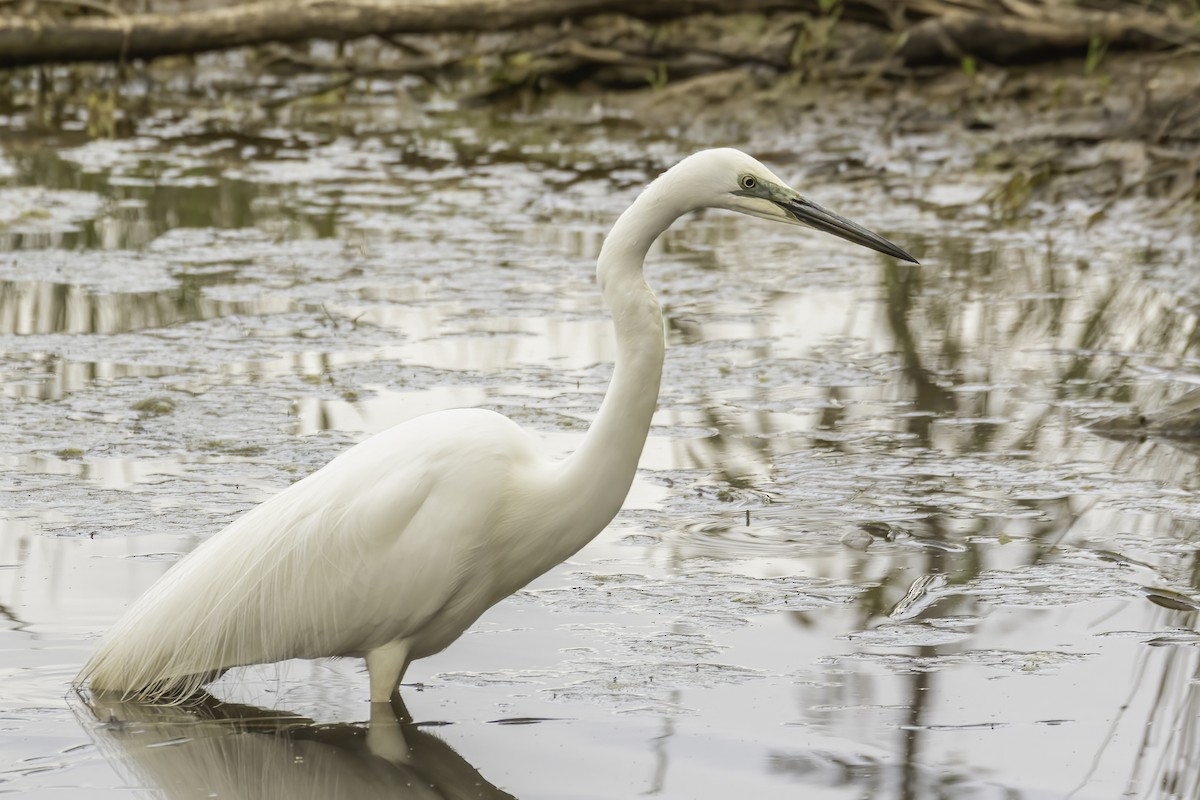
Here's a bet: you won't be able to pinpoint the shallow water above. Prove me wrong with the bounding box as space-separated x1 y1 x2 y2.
1 83 1199 799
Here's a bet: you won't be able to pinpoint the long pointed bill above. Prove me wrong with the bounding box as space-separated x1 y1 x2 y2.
780 197 918 264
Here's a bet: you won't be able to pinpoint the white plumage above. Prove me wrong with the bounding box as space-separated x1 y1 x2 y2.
77 149 915 704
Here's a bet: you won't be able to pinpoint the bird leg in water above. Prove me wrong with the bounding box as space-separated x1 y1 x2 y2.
366 701 411 764
366 639 411 704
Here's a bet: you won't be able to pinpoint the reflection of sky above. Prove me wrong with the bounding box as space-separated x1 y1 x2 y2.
0 101 1198 799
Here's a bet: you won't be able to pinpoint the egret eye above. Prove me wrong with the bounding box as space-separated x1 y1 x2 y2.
740 175 757 190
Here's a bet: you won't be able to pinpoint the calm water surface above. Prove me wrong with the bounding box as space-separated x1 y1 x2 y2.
1 85 1199 799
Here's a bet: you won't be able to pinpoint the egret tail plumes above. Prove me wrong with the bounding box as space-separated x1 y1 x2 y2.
78 149 915 704
82 453 376 702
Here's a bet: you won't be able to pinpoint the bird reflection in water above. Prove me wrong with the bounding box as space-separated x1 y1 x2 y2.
72 691 516 800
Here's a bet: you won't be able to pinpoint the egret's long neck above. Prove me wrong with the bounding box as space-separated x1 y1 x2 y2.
559 181 683 529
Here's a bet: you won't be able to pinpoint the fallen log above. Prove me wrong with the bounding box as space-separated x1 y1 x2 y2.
0 0 799 68
898 6 1199 66
0 0 1197 73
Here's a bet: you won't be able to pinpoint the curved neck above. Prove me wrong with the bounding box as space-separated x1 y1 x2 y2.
558 181 685 529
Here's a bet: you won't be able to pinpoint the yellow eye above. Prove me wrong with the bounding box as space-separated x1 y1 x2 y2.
740 175 757 190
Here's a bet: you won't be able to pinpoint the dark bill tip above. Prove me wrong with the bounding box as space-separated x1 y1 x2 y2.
781 198 918 264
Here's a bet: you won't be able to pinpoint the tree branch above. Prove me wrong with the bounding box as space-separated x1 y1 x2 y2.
0 0 797 67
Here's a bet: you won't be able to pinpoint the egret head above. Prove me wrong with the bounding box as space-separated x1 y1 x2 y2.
674 148 917 264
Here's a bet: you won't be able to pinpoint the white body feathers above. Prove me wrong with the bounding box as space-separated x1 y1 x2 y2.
83 409 584 701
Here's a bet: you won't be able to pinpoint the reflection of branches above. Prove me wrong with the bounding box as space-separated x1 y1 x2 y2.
1134 646 1199 799
900 666 931 800
1124 638 1199 799
878 231 1200 465
1128 555 1200 799
1069 639 1154 799
0 600 30 633
0 278 286 336
693 405 770 490
881 261 956 446
654 226 1200 798
643 688 679 795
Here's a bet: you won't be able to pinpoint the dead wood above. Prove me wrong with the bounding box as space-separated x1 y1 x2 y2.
1 0 1197 78
0 0 797 68
898 5 1199 66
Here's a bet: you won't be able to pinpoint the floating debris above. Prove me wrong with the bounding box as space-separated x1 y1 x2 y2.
1141 587 1200 612
890 574 950 621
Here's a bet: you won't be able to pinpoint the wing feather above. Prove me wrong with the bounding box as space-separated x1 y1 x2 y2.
79 408 535 702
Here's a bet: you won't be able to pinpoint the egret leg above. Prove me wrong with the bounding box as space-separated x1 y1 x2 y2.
366 701 410 763
366 640 410 704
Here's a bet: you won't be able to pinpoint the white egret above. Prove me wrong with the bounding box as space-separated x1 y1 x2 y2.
77 148 916 704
